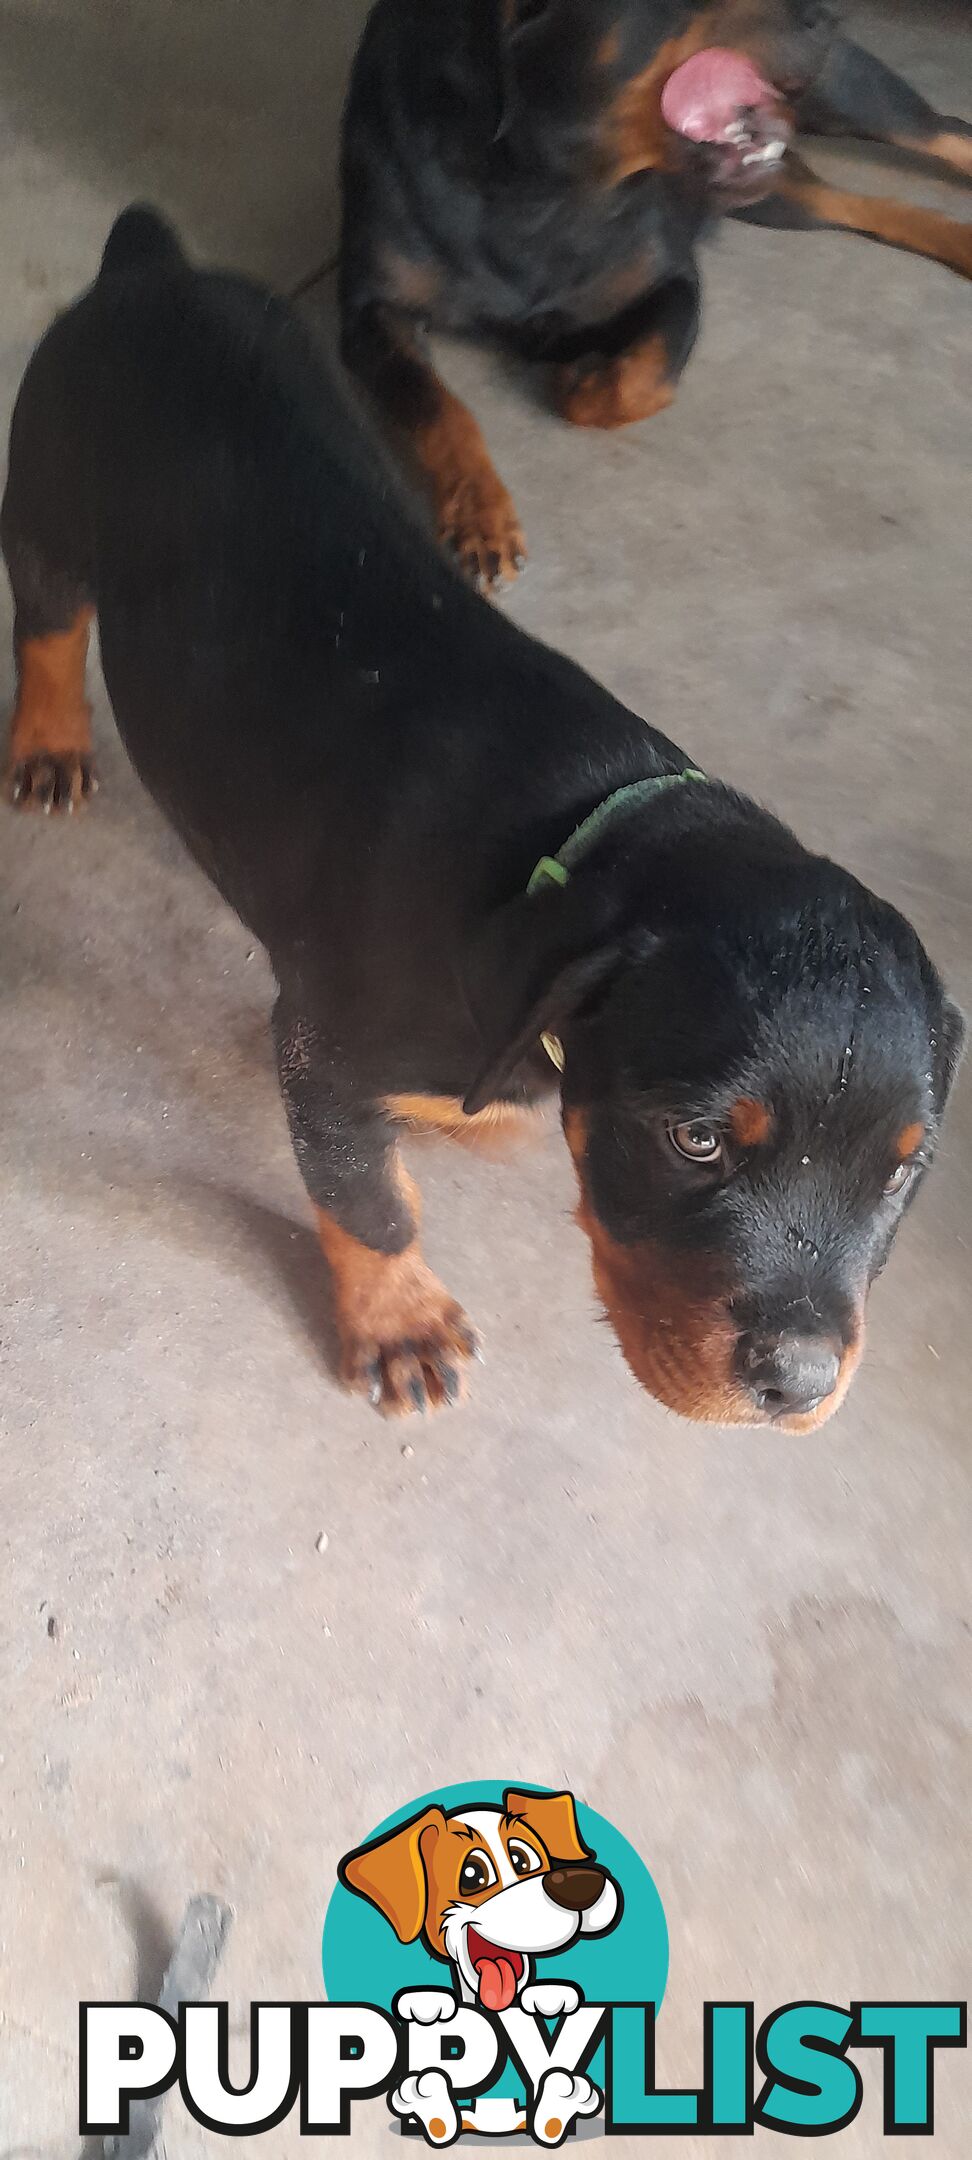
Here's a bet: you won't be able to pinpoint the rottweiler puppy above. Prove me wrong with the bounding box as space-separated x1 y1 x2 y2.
3 210 963 1425
340 0 972 586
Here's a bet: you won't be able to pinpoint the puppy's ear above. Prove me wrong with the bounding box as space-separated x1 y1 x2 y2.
339 1805 446 1943
504 1788 591 1865
494 0 560 138
463 877 631 1115
932 997 966 1116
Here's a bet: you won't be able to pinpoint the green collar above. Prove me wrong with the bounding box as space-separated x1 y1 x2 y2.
528 766 707 1078
527 768 707 897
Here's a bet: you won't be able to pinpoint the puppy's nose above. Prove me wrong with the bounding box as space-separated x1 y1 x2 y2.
543 1866 605 1913
738 1332 841 1420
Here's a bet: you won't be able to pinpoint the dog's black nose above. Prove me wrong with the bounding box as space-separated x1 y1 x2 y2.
739 1332 841 1420
544 1866 605 1913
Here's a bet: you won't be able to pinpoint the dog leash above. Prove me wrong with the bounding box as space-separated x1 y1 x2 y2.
96 1895 232 2160
526 767 707 1073
289 248 339 302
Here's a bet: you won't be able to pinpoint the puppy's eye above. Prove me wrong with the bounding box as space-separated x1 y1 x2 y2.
668 1120 723 1164
459 1851 496 1896
885 1161 916 1198
508 1839 543 1877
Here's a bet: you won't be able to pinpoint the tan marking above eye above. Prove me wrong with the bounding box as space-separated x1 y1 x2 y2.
729 1096 773 1148
894 1121 925 1163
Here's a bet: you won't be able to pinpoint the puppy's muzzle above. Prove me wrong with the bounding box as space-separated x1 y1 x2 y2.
737 1329 842 1420
543 1865 606 1913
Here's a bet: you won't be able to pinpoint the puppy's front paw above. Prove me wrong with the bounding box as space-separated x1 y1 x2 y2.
396 1987 459 2025
532 2068 601 2146
391 2069 459 2145
8 748 97 813
336 1251 482 1418
435 464 527 593
520 1981 582 2019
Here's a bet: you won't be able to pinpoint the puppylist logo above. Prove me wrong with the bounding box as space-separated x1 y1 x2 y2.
79 1782 966 2143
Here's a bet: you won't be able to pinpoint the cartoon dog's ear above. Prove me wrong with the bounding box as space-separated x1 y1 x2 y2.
504 1788 591 1865
338 1805 446 1943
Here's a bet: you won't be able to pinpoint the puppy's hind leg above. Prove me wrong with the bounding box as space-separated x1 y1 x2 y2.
2 338 97 813
4 582 95 814
796 35 972 185
739 150 972 281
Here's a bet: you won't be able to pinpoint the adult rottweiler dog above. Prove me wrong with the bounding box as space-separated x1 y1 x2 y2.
340 0 972 586
3 210 963 1425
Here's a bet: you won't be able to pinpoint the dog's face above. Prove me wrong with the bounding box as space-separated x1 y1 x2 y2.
503 0 838 201
562 861 963 1430
467 798 963 1431
340 1789 621 2009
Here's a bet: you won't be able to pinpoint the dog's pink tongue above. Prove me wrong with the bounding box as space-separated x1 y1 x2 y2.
661 48 779 142
477 1957 518 2013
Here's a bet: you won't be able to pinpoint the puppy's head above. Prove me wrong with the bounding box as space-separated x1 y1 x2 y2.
466 783 963 1431
340 1788 620 2008
498 1 837 202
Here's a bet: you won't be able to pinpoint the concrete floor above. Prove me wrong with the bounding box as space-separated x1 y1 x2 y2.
0 1 970 2151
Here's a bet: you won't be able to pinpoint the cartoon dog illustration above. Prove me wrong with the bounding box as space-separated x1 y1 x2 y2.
339 1787 621 2142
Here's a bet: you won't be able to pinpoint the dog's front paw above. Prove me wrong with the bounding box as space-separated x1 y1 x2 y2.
435 464 527 594
336 1252 482 1418
7 748 97 813
532 2068 602 2146
391 2069 459 2146
554 338 674 430
396 1987 459 2025
520 1981 582 2019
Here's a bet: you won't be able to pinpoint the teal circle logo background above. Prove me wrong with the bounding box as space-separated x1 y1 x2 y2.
322 1781 668 2039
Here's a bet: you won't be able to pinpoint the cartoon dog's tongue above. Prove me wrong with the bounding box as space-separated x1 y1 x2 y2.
467 1929 524 2012
477 1955 518 2012
661 48 780 142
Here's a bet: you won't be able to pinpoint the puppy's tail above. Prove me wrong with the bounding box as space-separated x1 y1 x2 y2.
99 204 186 280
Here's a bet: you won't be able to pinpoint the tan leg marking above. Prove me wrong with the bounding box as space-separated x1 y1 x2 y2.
902 128 972 184
413 391 527 592
780 153 972 278
7 607 96 813
555 332 675 430
384 1092 543 1154
316 1166 480 1416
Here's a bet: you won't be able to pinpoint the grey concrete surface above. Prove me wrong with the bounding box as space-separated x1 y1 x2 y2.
0 1 970 2152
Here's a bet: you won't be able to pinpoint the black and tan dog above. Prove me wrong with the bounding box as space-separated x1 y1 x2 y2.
340 0 972 586
3 210 962 1425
